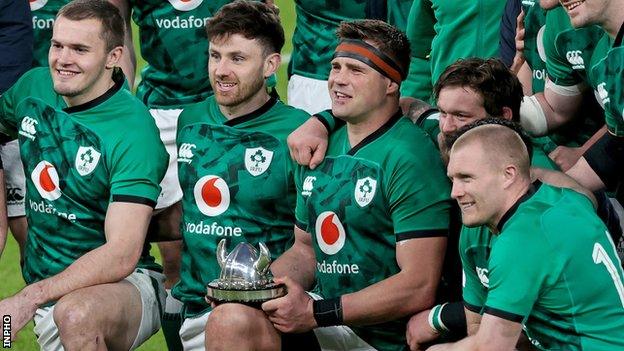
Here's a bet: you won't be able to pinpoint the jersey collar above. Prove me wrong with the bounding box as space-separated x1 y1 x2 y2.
615 20 624 47
224 94 278 127
495 181 542 234
347 109 403 156
63 67 124 114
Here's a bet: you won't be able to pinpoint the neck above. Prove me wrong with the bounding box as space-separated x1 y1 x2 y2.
602 3 624 39
346 99 399 147
219 88 271 120
62 70 115 108
487 179 532 234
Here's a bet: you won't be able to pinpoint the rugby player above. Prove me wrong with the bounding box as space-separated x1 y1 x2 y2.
205 19 451 351
0 1 168 349
163 2 310 350
430 123 624 351
287 0 412 115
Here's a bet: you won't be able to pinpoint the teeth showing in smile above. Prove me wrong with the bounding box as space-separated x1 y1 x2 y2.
460 202 475 211
57 70 77 77
334 91 351 99
563 0 584 11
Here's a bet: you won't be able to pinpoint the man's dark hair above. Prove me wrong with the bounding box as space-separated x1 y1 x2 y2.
336 19 411 77
57 0 124 52
206 1 284 55
446 117 534 163
434 58 524 121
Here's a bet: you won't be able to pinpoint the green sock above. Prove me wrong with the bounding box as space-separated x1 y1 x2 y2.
162 290 183 351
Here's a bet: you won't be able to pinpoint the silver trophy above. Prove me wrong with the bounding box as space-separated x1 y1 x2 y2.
206 239 286 303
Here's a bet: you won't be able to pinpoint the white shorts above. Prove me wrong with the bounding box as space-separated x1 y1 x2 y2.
179 310 211 351
0 140 25 217
33 269 166 351
149 108 184 210
287 74 332 115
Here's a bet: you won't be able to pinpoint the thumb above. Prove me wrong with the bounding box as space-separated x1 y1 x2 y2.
309 141 328 170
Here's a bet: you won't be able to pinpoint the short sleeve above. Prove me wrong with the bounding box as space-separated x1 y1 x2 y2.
484 224 551 322
387 137 451 240
109 114 168 207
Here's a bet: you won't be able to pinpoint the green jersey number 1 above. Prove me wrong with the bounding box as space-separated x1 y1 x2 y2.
593 234 624 308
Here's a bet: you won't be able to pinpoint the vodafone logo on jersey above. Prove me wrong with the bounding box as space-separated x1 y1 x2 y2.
315 211 346 255
31 161 61 201
29 0 48 11
194 175 230 216
168 0 203 11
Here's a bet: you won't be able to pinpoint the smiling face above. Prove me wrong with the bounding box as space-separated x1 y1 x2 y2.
49 16 120 106
559 0 607 28
437 85 488 142
209 33 277 116
328 56 392 124
447 141 509 228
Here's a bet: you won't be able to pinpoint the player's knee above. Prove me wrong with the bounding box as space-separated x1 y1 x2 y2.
206 304 260 336
54 294 98 334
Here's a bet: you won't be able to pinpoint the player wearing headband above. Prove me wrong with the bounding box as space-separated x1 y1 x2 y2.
204 19 450 351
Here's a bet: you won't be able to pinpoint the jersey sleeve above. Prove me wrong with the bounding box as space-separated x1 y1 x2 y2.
544 14 579 87
108 112 168 207
601 47 624 136
483 222 551 322
460 227 487 313
400 0 436 101
387 135 451 240
0 70 37 139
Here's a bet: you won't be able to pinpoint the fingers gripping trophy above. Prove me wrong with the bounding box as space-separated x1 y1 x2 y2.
206 239 286 303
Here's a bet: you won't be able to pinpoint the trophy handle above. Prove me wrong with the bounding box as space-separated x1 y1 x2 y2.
216 239 228 269
254 242 272 275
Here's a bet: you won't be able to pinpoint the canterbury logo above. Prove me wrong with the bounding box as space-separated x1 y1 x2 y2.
19 117 38 140
566 50 584 68
178 143 196 164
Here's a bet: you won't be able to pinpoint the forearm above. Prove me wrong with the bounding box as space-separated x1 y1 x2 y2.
22 241 140 307
271 226 317 289
341 269 437 326
271 245 316 289
579 125 607 154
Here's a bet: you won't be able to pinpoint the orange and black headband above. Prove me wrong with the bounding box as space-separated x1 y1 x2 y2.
333 39 405 83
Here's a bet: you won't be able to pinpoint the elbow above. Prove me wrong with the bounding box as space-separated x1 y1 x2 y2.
404 280 438 315
113 249 142 280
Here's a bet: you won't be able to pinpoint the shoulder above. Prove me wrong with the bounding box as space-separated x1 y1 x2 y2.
178 97 213 129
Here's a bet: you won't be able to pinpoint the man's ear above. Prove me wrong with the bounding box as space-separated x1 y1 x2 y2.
501 106 514 121
502 164 519 189
263 52 281 78
106 46 123 69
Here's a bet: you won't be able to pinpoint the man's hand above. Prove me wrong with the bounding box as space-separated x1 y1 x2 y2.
287 117 328 169
510 9 526 74
261 276 317 333
548 146 583 172
406 309 440 351
0 290 38 340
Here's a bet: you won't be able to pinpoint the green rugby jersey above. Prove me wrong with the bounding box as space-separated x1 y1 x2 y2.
290 0 412 81
401 0 506 101
542 6 605 148
0 67 168 286
589 32 624 136
295 112 451 350
172 96 309 315
522 1 547 93
544 7 605 87
29 0 71 67
462 183 624 350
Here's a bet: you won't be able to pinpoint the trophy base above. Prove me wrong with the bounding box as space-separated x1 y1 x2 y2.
206 281 286 303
